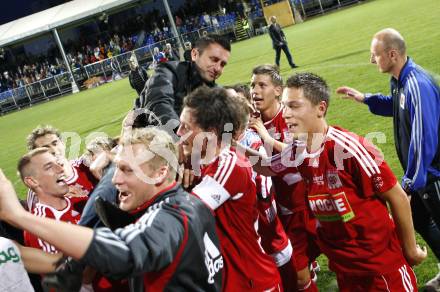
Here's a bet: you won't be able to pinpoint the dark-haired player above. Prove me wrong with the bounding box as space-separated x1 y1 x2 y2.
178 86 281 291
252 72 426 291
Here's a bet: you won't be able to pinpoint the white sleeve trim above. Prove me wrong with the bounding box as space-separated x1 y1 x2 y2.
271 240 293 267
193 176 231 210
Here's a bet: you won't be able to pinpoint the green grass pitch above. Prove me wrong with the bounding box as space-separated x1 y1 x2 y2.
0 0 439 288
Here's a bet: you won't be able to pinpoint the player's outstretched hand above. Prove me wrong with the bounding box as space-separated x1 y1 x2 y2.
90 151 111 180
249 117 270 142
336 86 365 103
0 169 25 223
405 244 428 266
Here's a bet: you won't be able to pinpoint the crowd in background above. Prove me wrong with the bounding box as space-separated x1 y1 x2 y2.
0 1 266 94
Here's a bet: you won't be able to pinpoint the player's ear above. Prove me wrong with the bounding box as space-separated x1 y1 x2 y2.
154 164 170 185
317 101 327 118
24 176 38 190
274 85 283 99
191 48 199 61
389 49 398 62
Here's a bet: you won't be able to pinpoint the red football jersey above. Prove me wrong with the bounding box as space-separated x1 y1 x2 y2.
239 130 291 266
270 126 406 275
66 159 97 196
192 147 280 290
263 105 308 212
24 197 81 253
27 158 96 210
263 105 293 150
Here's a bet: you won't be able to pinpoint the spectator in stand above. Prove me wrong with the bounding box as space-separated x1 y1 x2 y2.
93 47 101 61
175 15 183 30
183 41 192 62
211 15 219 28
202 12 211 26
152 47 167 68
0 10 237 93
110 59 121 81
128 54 149 96
164 43 179 61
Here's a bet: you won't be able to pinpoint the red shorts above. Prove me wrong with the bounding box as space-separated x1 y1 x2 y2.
336 263 417 292
280 208 320 271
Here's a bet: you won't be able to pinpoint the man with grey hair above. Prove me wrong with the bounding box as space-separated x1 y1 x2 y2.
164 43 179 61
268 16 297 69
337 28 440 290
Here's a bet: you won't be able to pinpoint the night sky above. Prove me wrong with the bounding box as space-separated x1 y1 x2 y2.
0 0 187 26
1 0 70 25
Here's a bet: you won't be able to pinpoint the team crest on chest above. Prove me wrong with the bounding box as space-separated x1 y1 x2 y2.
312 174 324 186
327 170 343 189
271 159 287 173
372 174 384 192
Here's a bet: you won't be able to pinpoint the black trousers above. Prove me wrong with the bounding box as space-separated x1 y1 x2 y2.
274 44 295 67
411 181 440 260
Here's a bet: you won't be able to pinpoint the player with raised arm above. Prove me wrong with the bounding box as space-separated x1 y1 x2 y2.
26 125 97 210
250 64 319 291
0 127 223 292
248 72 426 291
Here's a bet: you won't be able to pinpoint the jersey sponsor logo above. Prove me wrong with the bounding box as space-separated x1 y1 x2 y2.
327 170 342 189
400 93 405 109
203 233 223 284
308 192 355 222
312 174 325 186
0 247 20 266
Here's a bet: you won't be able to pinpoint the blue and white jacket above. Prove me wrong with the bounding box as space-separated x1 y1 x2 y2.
364 58 440 192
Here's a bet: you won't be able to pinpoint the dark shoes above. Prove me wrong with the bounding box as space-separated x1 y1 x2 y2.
290 64 299 69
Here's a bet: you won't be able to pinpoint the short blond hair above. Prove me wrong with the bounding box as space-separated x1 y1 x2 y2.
17 147 50 181
374 28 406 55
120 127 178 181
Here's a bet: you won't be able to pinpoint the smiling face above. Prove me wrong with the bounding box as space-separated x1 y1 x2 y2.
26 152 68 197
192 43 230 82
281 87 326 139
112 143 161 212
250 73 283 114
